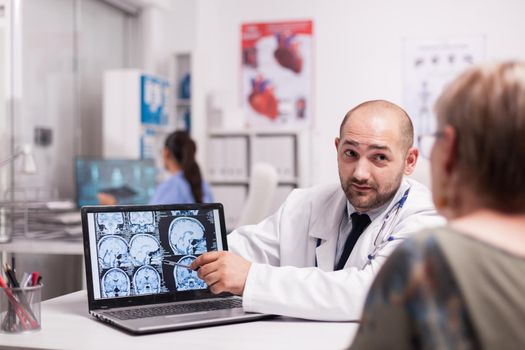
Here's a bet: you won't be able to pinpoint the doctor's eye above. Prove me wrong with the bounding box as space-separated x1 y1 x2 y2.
343 149 358 158
373 153 388 162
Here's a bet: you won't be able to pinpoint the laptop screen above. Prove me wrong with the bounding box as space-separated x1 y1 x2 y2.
82 203 228 308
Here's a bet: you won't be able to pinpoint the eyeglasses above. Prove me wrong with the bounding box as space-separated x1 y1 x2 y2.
417 131 444 159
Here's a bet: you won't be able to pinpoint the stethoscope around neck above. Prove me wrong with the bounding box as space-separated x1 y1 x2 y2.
314 187 411 268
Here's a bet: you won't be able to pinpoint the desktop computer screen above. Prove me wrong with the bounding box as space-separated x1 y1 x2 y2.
75 158 158 207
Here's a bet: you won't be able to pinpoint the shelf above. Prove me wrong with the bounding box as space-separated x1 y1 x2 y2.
176 99 191 108
208 129 301 137
207 130 301 229
210 179 298 186
172 52 192 132
209 179 250 185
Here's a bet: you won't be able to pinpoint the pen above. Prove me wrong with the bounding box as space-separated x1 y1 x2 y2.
21 273 31 288
4 264 19 288
31 272 39 287
0 275 38 330
3 264 38 325
162 260 195 270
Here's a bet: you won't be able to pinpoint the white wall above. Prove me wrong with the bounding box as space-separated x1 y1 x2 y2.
191 0 525 187
138 0 197 76
79 0 133 157
0 1 7 192
15 0 76 197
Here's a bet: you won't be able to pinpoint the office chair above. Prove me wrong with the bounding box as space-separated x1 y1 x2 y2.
237 162 278 226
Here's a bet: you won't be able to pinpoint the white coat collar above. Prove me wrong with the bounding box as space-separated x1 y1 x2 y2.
308 187 347 271
308 186 347 241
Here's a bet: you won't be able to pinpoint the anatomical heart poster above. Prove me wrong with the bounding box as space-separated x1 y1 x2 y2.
241 20 313 128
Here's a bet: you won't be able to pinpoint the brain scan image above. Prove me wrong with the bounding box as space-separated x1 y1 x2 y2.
168 217 207 255
129 211 155 233
129 234 161 266
174 255 207 291
96 212 124 235
133 265 161 295
102 268 130 297
97 235 130 268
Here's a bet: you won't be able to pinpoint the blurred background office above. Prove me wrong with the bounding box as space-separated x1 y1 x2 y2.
1 0 525 299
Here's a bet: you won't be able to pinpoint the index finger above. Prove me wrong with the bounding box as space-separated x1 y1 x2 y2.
191 251 222 270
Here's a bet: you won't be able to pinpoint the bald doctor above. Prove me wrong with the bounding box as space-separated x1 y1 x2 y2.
192 100 445 321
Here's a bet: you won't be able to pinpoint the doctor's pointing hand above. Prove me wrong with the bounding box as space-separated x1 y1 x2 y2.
191 251 251 295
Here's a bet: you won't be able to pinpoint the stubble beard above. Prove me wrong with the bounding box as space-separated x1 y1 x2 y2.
341 174 403 212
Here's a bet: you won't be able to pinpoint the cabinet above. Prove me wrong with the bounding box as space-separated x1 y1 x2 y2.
102 69 171 160
206 130 300 230
172 52 192 132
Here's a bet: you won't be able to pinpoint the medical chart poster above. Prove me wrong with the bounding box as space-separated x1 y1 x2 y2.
241 20 313 129
140 74 169 126
402 36 485 137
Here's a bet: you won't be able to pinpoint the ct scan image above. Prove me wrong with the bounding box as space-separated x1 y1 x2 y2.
102 267 130 297
168 217 208 255
93 209 219 298
174 255 207 291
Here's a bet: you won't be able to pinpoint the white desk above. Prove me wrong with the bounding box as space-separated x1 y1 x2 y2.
0 291 358 350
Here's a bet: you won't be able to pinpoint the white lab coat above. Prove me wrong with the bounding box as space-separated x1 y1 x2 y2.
227 178 445 321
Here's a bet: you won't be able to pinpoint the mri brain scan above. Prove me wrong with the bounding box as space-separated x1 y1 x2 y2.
133 265 161 295
174 255 207 291
96 212 125 235
102 268 130 297
129 211 155 232
129 234 161 266
97 235 129 268
168 217 207 255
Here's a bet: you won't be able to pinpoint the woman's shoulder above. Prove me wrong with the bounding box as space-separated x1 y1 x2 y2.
400 227 475 254
389 228 446 260
372 228 457 289
355 227 478 349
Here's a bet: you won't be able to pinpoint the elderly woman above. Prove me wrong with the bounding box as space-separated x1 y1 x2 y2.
350 61 525 349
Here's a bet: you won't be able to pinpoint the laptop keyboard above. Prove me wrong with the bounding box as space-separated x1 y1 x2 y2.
105 298 243 320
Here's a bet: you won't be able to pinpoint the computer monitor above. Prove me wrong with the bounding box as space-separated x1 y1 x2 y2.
75 158 158 208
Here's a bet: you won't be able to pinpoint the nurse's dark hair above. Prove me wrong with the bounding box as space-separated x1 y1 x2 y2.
340 100 414 153
164 130 203 203
435 61 525 212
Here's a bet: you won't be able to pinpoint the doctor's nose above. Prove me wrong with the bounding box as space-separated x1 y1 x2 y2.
352 159 371 181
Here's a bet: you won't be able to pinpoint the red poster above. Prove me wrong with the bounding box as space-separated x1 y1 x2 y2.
241 20 313 128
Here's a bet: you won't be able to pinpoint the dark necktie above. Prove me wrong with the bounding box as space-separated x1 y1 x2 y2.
335 213 371 270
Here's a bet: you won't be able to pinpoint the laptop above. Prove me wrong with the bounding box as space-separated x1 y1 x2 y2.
81 203 272 334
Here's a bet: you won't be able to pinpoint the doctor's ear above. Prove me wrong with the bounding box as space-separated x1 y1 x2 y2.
403 147 419 176
335 137 340 150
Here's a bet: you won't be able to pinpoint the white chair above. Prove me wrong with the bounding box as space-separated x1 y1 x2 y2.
237 162 279 226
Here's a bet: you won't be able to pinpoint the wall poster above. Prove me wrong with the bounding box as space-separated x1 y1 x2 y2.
241 20 313 128
139 74 171 161
403 36 485 137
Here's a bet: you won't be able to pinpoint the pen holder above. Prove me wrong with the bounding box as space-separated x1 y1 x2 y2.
0 284 42 333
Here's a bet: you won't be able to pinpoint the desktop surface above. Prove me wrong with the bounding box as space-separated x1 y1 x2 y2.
0 291 358 350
